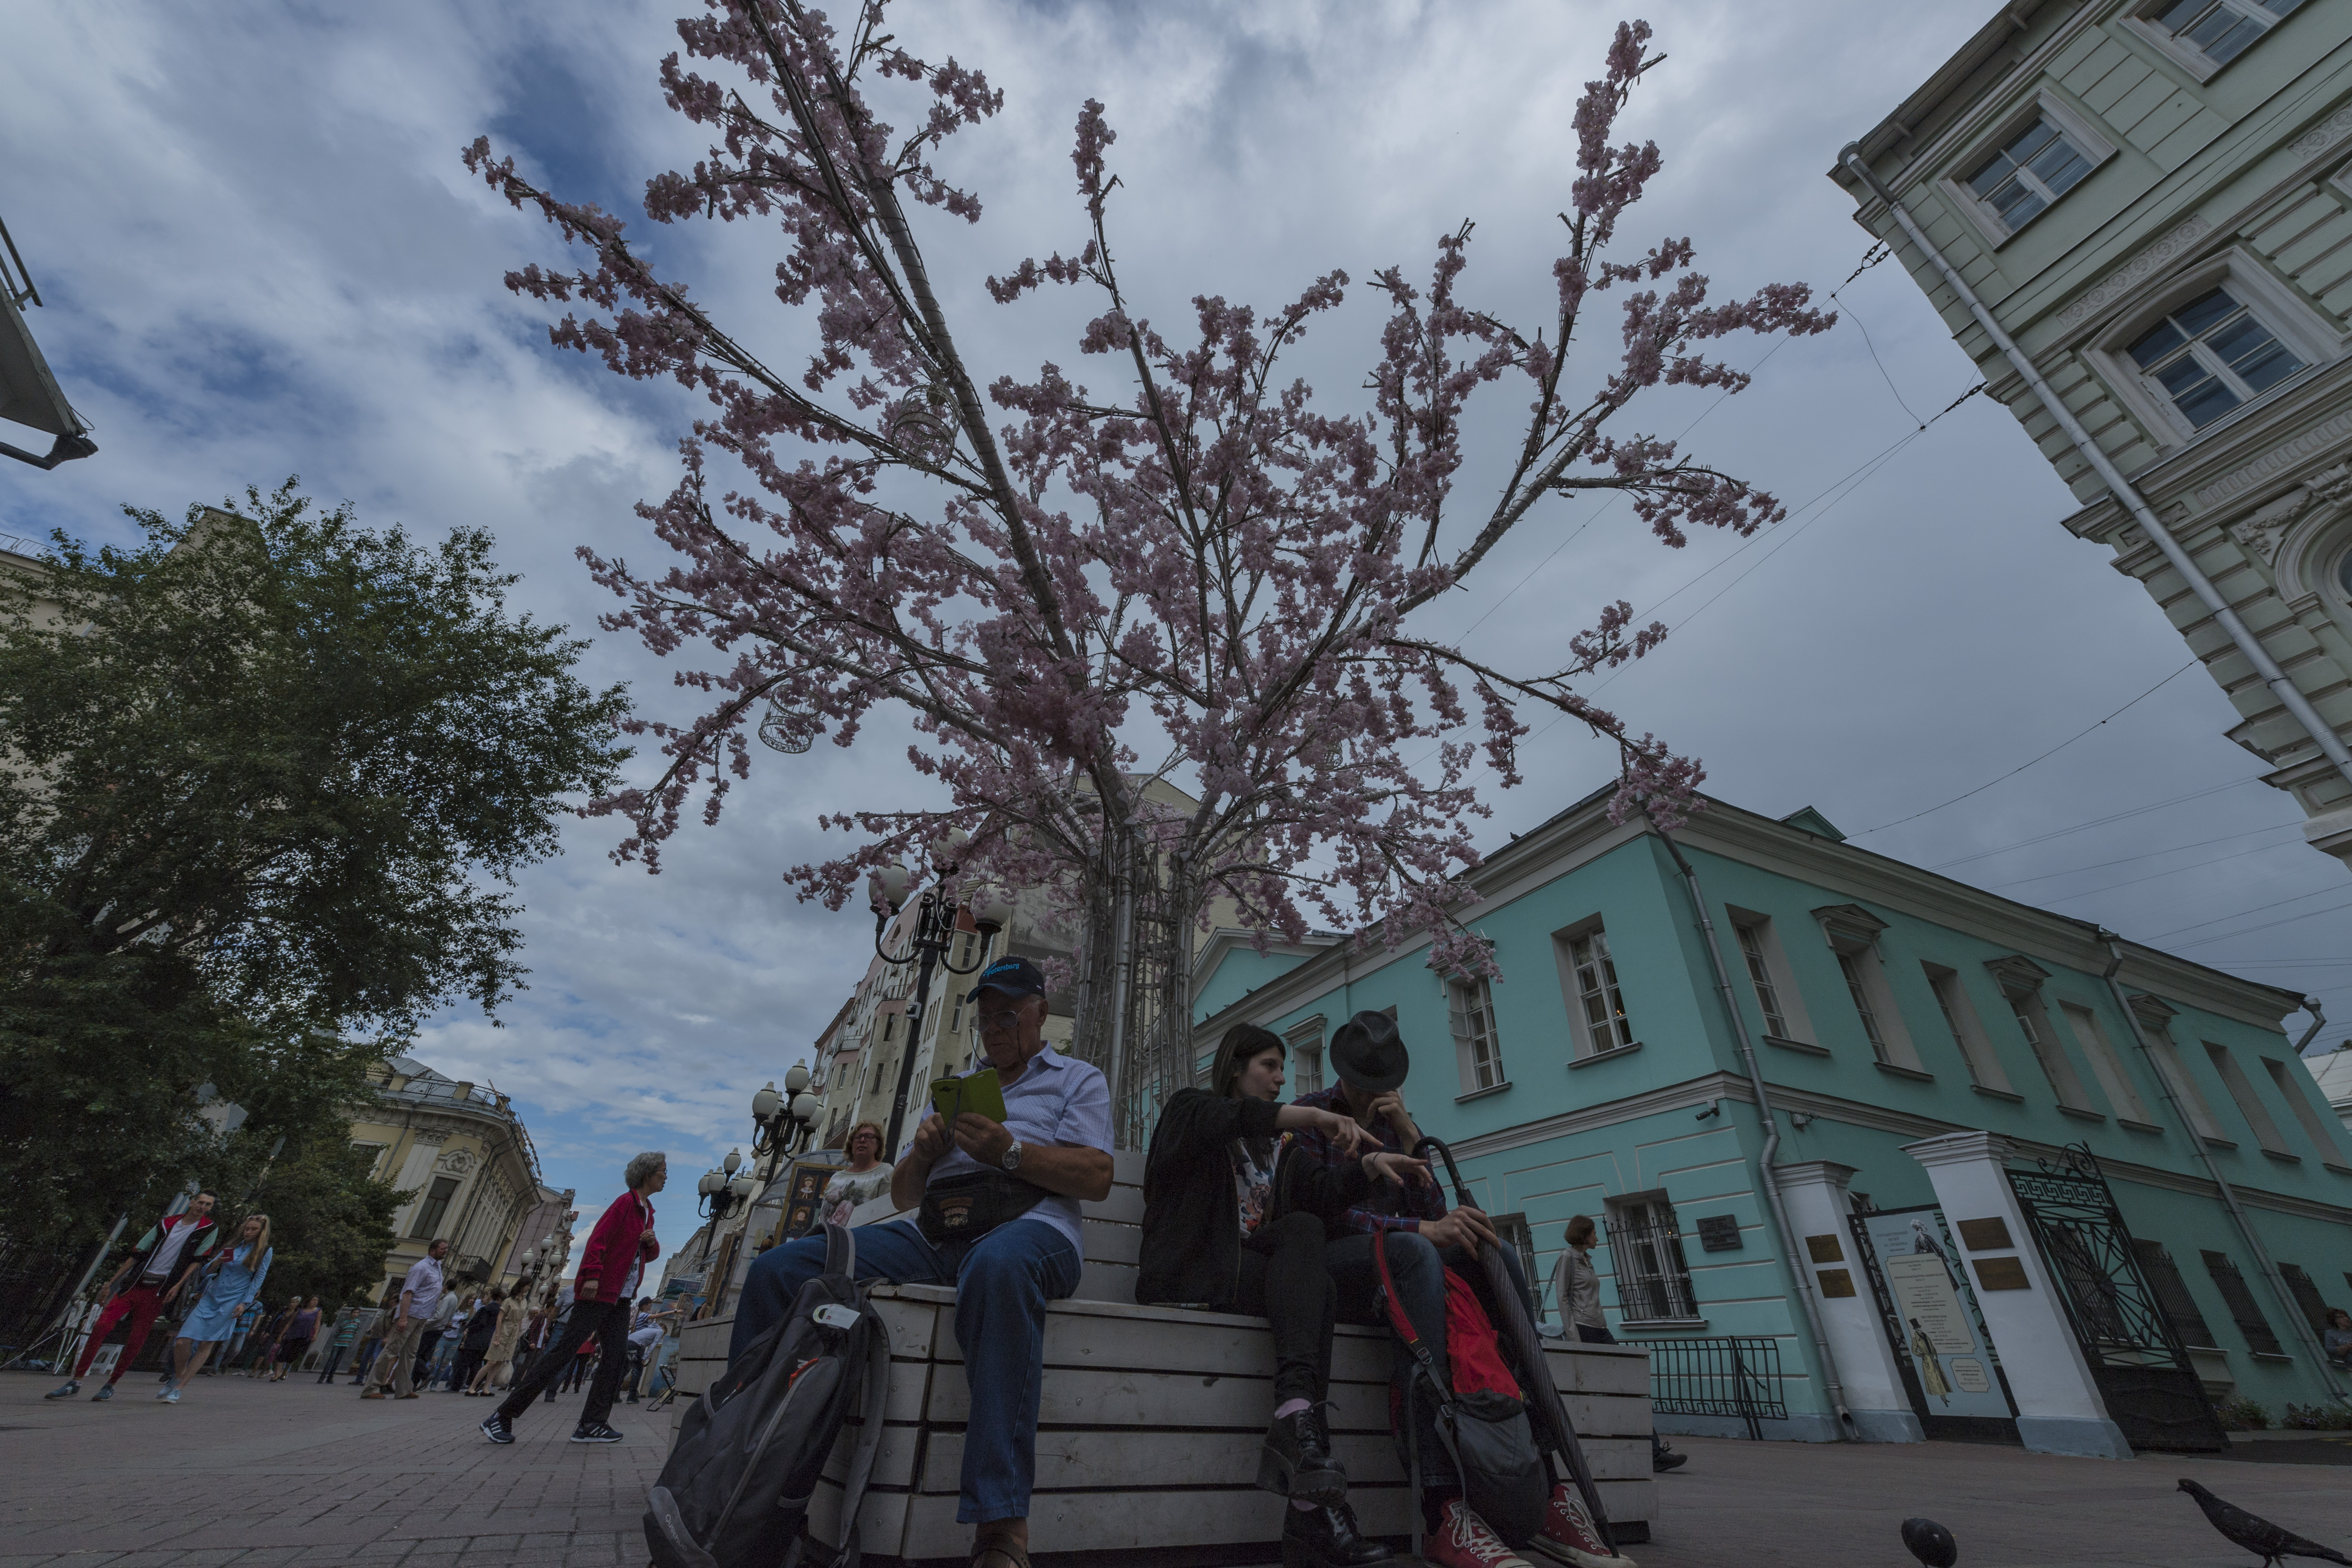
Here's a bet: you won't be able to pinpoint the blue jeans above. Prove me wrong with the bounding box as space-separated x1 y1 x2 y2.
734 1218 1082 1524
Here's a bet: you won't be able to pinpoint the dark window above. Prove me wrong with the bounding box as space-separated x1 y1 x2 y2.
2279 1263 2331 1337
2127 288 2305 429
409 1175 459 1241
1966 116 2093 230
2152 0 2304 66
2131 1239 2219 1348
1605 1196 1698 1321
2201 1250 2283 1356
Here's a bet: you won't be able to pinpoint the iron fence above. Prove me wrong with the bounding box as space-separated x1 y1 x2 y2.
1624 1334 1788 1440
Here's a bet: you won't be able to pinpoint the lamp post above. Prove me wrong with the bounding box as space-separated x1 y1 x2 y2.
871 843 1014 1156
750 1066 825 1161
697 1148 758 1224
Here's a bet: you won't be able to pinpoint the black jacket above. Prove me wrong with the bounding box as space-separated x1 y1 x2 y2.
1135 1088 1376 1308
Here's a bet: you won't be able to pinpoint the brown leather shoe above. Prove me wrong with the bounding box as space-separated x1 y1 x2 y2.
396 1391 420 1399
359 1390 386 1400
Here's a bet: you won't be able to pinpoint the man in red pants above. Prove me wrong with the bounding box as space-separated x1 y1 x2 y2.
46 1193 222 1402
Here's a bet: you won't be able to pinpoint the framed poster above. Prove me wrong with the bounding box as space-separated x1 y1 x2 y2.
775 1159 838 1244
1853 1205 2014 1425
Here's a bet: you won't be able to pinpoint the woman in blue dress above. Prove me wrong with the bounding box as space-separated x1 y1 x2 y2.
161 1213 271 1403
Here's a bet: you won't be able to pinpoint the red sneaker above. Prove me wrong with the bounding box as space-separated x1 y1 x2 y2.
1529 1482 1636 1568
1423 1499 1534 1568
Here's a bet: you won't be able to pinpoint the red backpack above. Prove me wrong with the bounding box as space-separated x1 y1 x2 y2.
1373 1229 1548 1549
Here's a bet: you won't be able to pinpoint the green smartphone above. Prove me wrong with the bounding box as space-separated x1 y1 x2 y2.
930 1066 1009 1125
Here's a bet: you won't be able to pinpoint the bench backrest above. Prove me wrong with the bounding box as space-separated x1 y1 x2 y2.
847 1149 1145 1303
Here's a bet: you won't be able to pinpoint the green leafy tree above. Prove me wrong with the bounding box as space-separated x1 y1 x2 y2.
0 480 628 1252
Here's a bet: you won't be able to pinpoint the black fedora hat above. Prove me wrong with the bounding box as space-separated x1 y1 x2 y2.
1328 1010 1408 1093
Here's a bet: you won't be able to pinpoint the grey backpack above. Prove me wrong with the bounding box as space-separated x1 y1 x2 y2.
645 1224 890 1568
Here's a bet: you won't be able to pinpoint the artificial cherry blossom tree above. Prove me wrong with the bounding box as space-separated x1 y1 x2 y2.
463 0 1830 1115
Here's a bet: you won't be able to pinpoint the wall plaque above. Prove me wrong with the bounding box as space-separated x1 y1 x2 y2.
1696 1214 1744 1252
1973 1255 2031 1291
1956 1217 2013 1252
1805 1233 1846 1264
1816 1268 1857 1298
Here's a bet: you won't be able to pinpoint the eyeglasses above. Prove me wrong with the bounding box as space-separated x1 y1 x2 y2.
976 1008 1025 1034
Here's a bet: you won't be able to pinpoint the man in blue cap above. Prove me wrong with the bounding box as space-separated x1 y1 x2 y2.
732 955 1112 1568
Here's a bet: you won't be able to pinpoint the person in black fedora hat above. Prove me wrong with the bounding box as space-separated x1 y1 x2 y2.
1287 1010 1567 1568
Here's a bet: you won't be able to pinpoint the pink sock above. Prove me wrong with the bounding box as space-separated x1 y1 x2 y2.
1293 1499 1318 1512
1273 1398 1312 1420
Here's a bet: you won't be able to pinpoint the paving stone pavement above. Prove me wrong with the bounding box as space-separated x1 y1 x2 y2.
3 1367 2349 1568
0 1367 670 1566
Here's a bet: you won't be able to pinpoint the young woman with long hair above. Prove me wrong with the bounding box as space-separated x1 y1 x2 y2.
161 1213 273 1402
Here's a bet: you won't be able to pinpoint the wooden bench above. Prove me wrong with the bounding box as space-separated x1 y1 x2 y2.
672 1154 1656 1565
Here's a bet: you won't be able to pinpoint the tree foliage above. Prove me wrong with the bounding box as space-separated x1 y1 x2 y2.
0 482 627 1247
464 4 1828 1000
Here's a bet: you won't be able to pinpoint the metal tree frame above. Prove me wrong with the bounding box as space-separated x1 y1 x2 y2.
1068 822 1196 1151
2004 1143 2227 1452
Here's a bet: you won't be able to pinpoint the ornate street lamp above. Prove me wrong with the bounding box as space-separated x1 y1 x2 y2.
870 839 1013 1154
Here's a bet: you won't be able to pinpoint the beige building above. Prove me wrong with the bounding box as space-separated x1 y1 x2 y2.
349 1055 572 1306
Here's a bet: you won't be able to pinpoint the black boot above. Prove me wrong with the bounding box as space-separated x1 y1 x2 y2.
1258 1403 1347 1504
1282 1497 1395 1568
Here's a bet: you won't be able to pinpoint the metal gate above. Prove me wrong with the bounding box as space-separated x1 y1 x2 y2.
2006 1144 2227 1452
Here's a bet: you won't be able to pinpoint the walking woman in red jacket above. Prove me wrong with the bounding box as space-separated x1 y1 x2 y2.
479 1152 664 1446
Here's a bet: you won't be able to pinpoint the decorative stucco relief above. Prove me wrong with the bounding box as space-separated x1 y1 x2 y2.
434 1147 477 1176
2055 217 2212 329
2196 409 2352 509
2290 101 2352 161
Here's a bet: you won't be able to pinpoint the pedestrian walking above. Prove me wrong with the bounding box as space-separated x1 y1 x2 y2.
248 1296 299 1377
1552 1216 1684 1475
449 1287 500 1394
480 1152 664 1446
418 1287 464 1389
46 1192 223 1402
509 1304 550 1388
362 1239 449 1399
270 1296 321 1379
467 1288 525 1394
217 1299 262 1375
350 1312 386 1384
157 1214 273 1403
316 1310 361 1383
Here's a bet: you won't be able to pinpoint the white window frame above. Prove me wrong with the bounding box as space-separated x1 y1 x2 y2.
1286 1015 1328 1098
1811 905 1924 1072
1922 962 2014 1092
1447 975 1507 1095
2138 1011 2228 1142
2205 1041 2295 1155
1728 907 1814 1045
2263 1054 2351 1164
1939 91 2117 249
2060 999 2155 1124
2085 248 2341 451
2125 0 2307 82
1987 957 2099 1113
1554 919 1637 1059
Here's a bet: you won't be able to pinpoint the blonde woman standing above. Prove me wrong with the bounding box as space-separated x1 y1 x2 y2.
161 1214 272 1403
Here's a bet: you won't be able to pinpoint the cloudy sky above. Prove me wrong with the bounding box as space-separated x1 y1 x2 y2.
5 0 2344 1262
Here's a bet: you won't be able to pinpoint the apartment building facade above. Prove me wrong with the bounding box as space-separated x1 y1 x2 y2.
1831 0 2352 865
1190 789 2352 1455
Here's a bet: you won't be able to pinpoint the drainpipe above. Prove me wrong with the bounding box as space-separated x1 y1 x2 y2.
1838 146 2352 796
2291 999 2327 1057
1647 812 1856 1438
2098 934 2349 1405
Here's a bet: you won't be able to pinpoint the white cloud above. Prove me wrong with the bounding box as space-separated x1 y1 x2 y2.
5 0 2342 1260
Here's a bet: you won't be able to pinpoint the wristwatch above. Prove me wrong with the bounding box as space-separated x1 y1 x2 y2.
1000 1140 1024 1173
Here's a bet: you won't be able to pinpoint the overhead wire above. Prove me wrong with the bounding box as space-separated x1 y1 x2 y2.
1846 661 2199 837
1924 777 2263 869
1978 819 2304 891
2165 896 2352 952
2024 832 2306 905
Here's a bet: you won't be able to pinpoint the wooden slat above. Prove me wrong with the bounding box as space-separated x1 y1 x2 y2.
908 1429 1656 1494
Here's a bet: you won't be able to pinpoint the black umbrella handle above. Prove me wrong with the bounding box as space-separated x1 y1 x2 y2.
1410 1136 1474 1211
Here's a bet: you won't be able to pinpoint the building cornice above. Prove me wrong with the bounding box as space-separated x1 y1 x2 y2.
1451 1069 2352 1224
1192 791 2303 1047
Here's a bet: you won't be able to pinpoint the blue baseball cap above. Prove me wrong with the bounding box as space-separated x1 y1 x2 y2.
972 956 1047 1000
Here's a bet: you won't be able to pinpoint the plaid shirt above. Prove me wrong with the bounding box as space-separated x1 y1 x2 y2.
1285 1084 1447 1236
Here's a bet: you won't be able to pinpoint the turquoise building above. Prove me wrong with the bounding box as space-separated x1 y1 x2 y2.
1189 789 2352 1456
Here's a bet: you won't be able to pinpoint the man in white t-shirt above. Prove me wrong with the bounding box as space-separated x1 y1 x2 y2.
362 1239 448 1399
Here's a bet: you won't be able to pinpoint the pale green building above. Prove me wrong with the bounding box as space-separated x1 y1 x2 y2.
1830 0 2352 867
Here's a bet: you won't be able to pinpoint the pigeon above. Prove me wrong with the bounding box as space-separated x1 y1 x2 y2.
2179 1478 2352 1567
1901 1516 1957 1568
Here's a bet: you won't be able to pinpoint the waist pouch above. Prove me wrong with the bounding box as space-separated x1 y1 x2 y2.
919 1171 1048 1244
